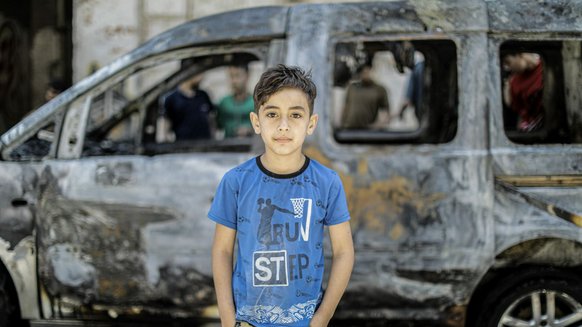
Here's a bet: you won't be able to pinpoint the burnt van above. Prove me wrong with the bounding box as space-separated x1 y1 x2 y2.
1 1 582 326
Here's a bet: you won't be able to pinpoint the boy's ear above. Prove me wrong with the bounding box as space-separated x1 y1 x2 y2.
250 112 261 134
307 113 318 135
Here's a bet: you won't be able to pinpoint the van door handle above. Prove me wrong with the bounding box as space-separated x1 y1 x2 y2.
11 198 28 207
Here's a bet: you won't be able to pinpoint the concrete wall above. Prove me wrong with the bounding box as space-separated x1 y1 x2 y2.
73 0 366 83
73 0 298 82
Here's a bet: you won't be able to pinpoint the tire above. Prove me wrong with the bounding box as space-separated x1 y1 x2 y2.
0 271 20 327
475 269 582 327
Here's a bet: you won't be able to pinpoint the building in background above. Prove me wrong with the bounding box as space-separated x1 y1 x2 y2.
0 0 72 133
0 0 373 134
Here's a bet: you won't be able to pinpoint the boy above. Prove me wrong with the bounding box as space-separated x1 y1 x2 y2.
209 64 354 327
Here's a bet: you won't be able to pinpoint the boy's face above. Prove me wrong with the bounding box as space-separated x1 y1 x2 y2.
229 66 248 93
250 88 318 158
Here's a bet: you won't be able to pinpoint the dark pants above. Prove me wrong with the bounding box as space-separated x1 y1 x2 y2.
235 321 256 327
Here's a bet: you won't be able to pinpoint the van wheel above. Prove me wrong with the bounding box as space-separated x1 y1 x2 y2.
476 274 582 327
0 271 19 327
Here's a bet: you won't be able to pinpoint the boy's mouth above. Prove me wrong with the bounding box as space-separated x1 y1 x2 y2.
274 137 292 143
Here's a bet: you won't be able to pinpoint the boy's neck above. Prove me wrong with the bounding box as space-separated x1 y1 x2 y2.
260 152 306 175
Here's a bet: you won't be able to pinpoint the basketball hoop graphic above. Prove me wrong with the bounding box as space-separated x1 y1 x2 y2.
291 198 312 241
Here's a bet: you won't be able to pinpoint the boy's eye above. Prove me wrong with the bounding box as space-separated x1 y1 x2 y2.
291 113 303 119
265 112 277 118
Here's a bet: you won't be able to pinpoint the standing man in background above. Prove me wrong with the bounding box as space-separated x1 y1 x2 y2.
163 73 214 141
217 64 255 138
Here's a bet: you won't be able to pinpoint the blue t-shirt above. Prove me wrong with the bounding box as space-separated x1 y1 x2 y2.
208 157 350 327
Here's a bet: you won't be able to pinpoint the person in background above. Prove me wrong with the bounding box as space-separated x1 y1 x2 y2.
341 63 390 129
45 79 68 102
217 64 255 138
502 52 544 132
163 73 214 141
398 52 425 123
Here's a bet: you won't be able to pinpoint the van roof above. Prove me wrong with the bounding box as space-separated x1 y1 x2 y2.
3 1 582 147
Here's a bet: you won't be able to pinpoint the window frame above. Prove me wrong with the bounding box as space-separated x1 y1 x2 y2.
67 43 269 159
328 35 459 146
490 34 582 149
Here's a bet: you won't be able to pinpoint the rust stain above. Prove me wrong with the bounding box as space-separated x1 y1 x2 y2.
357 159 368 175
444 304 467 327
496 175 582 187
98 278 138 299
304 146 331 166
304 147 445 239
389 221 404 240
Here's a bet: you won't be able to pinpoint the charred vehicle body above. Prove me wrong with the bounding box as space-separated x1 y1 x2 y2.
1 1 582 326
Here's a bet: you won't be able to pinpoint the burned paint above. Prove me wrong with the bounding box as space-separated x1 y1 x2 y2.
0 165 37 250
0 236 38 319
29 153 249 319
47 243 97 288
304 146 488 322
95 162 134 186
305 147 446 240
0 164 41 319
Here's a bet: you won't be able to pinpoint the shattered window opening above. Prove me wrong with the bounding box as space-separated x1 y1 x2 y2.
332 39 458 144
9 122 57 161
500 40 582 144
81 51 265 157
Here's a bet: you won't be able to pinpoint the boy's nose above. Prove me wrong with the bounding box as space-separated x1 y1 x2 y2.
278 117 290 131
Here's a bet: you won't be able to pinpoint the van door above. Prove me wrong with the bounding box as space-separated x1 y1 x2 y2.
35 45 275 319
287 3 493 320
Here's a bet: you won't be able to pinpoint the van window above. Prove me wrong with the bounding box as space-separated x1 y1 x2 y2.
81 52 264 157
9 121 57 161
500 40 582 144
332 40 458 144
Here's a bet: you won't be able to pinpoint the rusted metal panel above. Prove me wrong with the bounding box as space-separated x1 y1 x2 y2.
303 146 492 322
488 0 582 33
34 154 251 318
497 175 582 187
493 181 582 261
0 163 42 319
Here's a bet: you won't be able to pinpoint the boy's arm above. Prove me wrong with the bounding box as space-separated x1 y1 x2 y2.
212 223 237 327
311 221 355 327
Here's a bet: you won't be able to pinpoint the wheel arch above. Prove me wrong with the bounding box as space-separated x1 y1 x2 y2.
0 255 21 320
465 237 582 326
0 235 40 319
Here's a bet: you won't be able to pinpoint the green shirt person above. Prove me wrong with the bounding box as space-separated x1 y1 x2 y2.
217 65 255 138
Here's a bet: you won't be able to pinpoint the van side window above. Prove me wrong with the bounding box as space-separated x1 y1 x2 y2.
9 122 57 161
333 40 458 144
500 41 582 144
81 52 264 157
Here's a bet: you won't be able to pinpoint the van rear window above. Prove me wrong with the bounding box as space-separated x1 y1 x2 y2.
332 40 458 144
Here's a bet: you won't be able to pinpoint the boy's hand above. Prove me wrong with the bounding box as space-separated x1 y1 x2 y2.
309 312 331 327
212 224 237 327
311 221 354 327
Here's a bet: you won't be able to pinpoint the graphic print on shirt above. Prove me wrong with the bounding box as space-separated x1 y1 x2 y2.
257 198 294 247
254 197 314 287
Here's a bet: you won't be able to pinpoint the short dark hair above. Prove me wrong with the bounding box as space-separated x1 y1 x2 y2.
48 79 67 92
253 64 317 115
